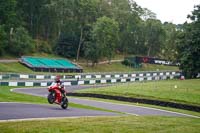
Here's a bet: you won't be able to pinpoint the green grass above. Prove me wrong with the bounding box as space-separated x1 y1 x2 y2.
77 79 200 106
0 116 199 133
0 86 46 103
0 86 117 112
0 62 33 73
141 63 178 71
0 62 74 75
0 61 178 74
81 62 178 73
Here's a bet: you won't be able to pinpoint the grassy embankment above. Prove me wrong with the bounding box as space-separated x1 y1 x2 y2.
0 62 178 74
0 116 199 133
82 62 178 73
77 79 200 106
0 52 179 73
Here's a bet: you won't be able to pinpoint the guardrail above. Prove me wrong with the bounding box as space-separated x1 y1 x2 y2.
0 71 180 80
0 72 180 86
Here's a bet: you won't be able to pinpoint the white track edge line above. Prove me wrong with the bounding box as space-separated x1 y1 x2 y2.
0 116 122 123
70 97 200 118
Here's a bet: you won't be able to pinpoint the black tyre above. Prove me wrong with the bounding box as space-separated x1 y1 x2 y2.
61 97 68 109
47 91 56 104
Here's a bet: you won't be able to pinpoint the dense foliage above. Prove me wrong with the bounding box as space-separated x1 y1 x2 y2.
178 5 200 78
0 0 179 59
0 0 199 77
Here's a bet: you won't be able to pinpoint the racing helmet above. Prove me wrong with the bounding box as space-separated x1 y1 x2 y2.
55 75 61 83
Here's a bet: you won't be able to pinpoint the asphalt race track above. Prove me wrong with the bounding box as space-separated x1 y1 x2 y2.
10 86 198 117
4 86 196 119
0 102 118 120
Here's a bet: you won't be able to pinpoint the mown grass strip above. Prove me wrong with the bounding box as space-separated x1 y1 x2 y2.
77 79 200 106
0 116 199 133
0 86 46 103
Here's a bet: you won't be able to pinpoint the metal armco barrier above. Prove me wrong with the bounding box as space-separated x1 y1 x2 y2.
0 71 181 86
0 71 180 80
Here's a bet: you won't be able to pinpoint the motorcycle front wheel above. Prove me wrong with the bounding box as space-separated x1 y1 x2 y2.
61 97 68 109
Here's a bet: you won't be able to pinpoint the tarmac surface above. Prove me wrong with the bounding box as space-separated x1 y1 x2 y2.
0 102 118 120
8 87 198 119
0 85 198 121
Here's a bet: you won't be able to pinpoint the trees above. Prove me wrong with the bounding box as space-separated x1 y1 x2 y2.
17 0 49 39
0 25 7 55
84 16 119 66
84 41 102 66
1 0 191 67
92 16 119 63
144 19 165 57
178 5 200 78
0 0 19 30
162 22 179 60
49 0 99 60
0 0 18 54
73 0 99 61
9 27 34 56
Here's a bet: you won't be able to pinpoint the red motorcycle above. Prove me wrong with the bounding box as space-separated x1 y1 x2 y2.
47 83 68 109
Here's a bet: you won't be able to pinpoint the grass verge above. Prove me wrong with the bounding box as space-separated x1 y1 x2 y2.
77 79 200 106
0 62 73 75
0 63 33 73
0 116 199 133
0 62 178 74
82 62 179 73
0 86 117 113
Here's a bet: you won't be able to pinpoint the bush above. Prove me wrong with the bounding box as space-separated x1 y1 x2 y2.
122 59 142 68
34 39 52 53
122 59 133 66
0 25 7 56
122 59 130 66
9 27 34 56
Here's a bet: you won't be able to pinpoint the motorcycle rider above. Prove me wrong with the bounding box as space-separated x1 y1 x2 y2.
51 75 66 96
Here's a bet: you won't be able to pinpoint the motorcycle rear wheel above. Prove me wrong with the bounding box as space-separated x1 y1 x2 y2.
47 91 56 104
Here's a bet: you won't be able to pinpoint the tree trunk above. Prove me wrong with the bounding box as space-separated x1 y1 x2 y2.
76 27 83 61
108 60 111 64
147 45 151 56
108 55 112 64
87 59 89 67
30 13 33 37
